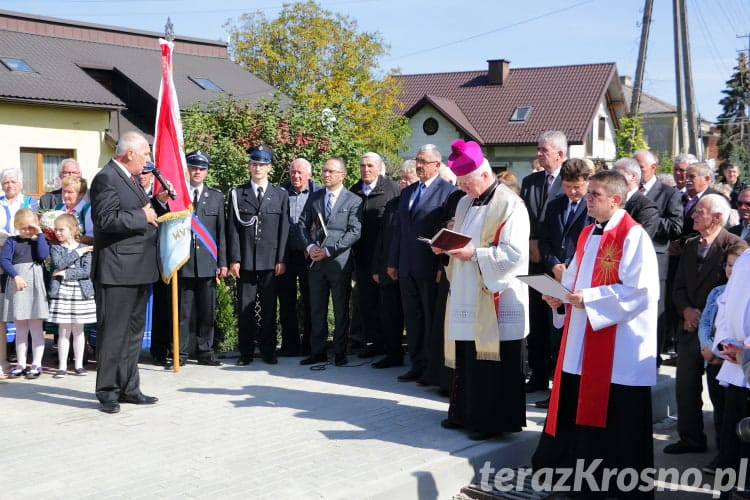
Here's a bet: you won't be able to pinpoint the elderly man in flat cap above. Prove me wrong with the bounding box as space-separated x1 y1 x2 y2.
176 150 227 366
227 144 289 366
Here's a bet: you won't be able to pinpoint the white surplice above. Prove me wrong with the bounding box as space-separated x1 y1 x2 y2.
560 209 659 387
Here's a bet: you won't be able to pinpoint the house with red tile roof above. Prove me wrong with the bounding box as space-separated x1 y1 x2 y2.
394 59 628 180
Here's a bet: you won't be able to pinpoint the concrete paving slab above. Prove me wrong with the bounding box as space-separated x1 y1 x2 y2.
2 353 701 499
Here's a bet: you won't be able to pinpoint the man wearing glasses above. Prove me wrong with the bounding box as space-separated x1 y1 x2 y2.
729 188 750 242
227 144 290 366
387 144 457 382
298 157 362 366
40 158 83 209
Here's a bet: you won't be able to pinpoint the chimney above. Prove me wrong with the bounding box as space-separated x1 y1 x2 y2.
487 59 510 85
620 75 633 87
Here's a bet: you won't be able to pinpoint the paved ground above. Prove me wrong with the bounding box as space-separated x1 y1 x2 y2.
0 348 726 499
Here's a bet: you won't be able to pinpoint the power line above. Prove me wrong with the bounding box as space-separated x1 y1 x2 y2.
385 0 595 63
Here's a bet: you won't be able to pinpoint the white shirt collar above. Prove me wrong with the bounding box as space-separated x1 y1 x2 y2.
643 175 657 193
250 180 269 194
326 185 344 198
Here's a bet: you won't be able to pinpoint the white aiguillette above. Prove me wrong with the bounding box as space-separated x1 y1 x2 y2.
517 274 572 303
417 228 472 251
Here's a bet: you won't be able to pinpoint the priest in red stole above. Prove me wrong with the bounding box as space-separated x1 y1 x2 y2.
532 169 659 498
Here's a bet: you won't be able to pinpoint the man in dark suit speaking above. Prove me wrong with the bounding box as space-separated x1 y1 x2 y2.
298 157 362 366
90 131 160 414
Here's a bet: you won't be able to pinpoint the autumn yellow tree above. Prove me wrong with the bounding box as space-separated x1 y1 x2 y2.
225 1 410 166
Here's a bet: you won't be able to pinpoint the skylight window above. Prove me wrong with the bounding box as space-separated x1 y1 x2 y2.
189 76 223 91
509 106 531 122
1 57 34 72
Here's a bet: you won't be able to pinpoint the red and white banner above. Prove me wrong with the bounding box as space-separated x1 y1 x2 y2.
153 38 191 283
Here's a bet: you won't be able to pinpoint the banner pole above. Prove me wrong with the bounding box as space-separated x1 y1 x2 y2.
172 274 180 372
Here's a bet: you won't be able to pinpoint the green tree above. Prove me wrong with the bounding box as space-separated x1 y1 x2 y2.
615 115 649 159
225 1 410 167
182 95 369 191
717 52 750 170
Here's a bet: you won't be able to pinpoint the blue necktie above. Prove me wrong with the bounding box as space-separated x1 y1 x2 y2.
565 201 577 224
410 183 424 214
325 192 334 220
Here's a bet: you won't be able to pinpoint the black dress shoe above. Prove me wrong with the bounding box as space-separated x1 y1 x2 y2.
357 345 383 359
440 418 463 429
300 353 327 365
372 356 404 369
197 356 221 366
235 355 253 366
398 368 423 382
525 378 549 393
99 401 120 414
663 440 707 454
535 397 550 409
262 354 278 365
152 356 168 367
334 353 348 366
119 394 159 405
164 357 188 369
468 430 496 441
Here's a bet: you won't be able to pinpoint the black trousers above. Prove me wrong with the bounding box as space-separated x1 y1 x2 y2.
277 250 311 354
533 372 654 499
718 384 750 474
675 329 708 448
95 284 150 404
178 276 216 359
149 279 173 360
379 282 404 360
308 266 351 356
355 264 382 349
526 283 552 383
399 274 438 373
237 270 278 358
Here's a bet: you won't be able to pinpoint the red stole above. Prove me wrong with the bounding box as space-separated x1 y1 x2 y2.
544 213 638 436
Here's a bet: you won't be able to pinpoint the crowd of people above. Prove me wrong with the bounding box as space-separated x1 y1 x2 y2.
3 128 750 495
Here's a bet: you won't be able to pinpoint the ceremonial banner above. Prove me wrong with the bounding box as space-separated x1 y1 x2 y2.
153 38 191 283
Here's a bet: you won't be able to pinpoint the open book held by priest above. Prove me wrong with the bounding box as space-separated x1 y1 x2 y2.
418 228 472 251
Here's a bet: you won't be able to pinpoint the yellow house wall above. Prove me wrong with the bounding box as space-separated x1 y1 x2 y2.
0 102 113 182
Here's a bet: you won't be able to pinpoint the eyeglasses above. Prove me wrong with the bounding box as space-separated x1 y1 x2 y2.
322 169 344 175
413 158 438 166
249 162 271 169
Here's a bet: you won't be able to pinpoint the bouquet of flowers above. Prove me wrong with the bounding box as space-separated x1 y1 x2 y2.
39 209 66 244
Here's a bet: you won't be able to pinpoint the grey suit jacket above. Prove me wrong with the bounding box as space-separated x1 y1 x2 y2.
298 187 363 272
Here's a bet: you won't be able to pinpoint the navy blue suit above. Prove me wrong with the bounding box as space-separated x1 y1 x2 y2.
178 185 226 361
539 196 592 273
521 169 564 387
388 176 457 374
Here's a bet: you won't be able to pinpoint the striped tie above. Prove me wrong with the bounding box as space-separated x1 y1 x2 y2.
325 192 334 220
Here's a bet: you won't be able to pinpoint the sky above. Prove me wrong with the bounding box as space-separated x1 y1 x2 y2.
1 0 749 122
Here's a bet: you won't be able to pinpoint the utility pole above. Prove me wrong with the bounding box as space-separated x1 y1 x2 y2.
673 0 686 153
680 0 701 158
631 0 654 116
